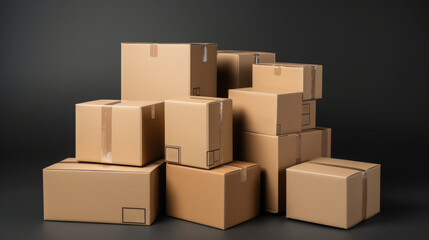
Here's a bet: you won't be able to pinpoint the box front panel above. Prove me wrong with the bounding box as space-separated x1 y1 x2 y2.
76 105 102 162
121 44 191 101
252 65 304 94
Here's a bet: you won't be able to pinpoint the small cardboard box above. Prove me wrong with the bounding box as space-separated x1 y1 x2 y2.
76 99 164 166
165 96 233 169
229 88 302 135
235 127 331 213
286 157 381 229
43 158 165 225
217 50 275 97
252 63 322 100
121 43 217 101
302 100 316 130
166 161 260 230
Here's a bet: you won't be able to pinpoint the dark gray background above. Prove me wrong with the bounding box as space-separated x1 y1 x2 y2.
1 0 428 239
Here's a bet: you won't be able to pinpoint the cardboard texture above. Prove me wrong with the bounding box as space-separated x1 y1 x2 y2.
217 51 276 97
164 96 233 169
234 127 331 213
166 161 260 230
252 63 322 100
302 100 316 130
43 158 165 225
76 99 165 166
121 43 217 101
229 88 303 136
286 157 381 229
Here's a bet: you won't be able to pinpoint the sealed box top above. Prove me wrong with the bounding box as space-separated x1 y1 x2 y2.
218 50 275 55
44 158 163 173
256 62 321 67
122 42 216 46
165 96 230 105
229 87 303 96
77 99 162 108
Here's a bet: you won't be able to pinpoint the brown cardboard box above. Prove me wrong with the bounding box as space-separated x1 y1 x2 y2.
252 63 322 100
43 158 165 225
164 96 233 169
217 50 275 97
121 43 217 101
234 127 331 213
76 99 164 166
229 88 302 135
286 157 381 229
166 161 260 230
302 100 316 130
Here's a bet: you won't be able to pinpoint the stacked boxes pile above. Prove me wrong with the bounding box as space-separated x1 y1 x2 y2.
43 43 380 230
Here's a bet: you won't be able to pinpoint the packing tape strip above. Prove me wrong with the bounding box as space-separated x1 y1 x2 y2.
274 65 281 75
202 45 208 62
101 101 122 163
254 54 260 64
307 161 368 220
224 165 247 183
150 44 158 57
296 134 302 164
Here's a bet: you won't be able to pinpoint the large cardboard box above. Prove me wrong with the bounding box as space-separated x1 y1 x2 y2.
166 161 260 230
286 157 381 229
165 96 233 169
253 63 322 100
217 50 275 97
43 158 165 225
229 88 302 135
76 100 164 166
122 43 217 101
234 127 331 213
302 100 316 130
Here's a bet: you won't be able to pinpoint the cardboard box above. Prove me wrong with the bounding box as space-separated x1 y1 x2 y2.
166 161 260 229
217 50 275 97
286 157 381 229
121 43 217 101
165 96 233 169
302 100 316 130
76 99 164 166
43 158 165 225
234 127 331 213
252 63 322 100
229 88 302 135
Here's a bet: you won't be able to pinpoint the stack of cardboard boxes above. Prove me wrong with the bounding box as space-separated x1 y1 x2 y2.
43 43 380 230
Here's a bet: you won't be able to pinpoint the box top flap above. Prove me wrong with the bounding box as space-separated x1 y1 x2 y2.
287 161 361 178
257 62 322 67
77 99 162 108
229 87 303 96
218 50 275 55
44 158 164 173
166 96 230 105
121 42 217 46
310 157 380 171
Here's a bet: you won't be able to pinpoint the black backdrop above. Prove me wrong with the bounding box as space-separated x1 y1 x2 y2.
1 1 428 239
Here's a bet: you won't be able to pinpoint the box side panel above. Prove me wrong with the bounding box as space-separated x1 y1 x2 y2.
141 103 165 165
347 173 364 229
166 164 224 229
43 170 150 225
301 128 331 162
224 166 260 229
315 65 323 99
277 93 302 134
217 54 239 98
301 100 316 130
76 105 102 162
366 166 381 218
148 164 163 225
121 44 191 101
286 169 348 228
191 44 217 97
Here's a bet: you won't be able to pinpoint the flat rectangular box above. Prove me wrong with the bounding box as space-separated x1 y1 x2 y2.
217 50 275 97
229 88 302 135
302 100 316 130
121 43 217 101
286 157 381 229
76 99 164 166
234 127 331 213
43 158 165 225
166 161 260 230
253 63 322 100
165 96 233 169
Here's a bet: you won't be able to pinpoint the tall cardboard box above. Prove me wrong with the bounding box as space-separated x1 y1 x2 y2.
76 100 164 166
165 96 233 169
217 50 275 97
229 88 302 135
235 127 331 213
286 157 381 229
122 43 217 101
302 100 316 130
166 161 260 230
253 63 322 100
43 159 165 225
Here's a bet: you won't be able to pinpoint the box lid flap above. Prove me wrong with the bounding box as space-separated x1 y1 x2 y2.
218 50 274 55
309 157 380 171
287 161 361 178
77 99 162 108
